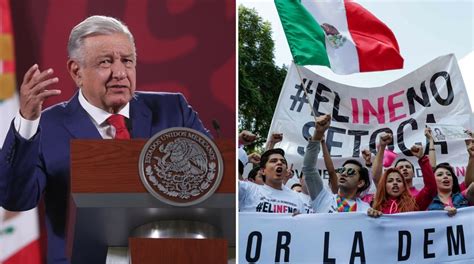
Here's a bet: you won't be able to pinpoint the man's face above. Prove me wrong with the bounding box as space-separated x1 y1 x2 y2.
337 163 364 193
74 33 136 113
262 154 287 187
395 161 414 183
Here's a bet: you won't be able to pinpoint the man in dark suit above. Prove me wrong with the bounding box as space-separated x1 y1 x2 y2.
0 15 209 263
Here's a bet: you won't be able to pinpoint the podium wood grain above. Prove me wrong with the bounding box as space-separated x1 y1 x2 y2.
129 238 228 264
70 139 235 193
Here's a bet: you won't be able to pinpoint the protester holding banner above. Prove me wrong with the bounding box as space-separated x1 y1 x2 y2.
368 143 437 216
368 168 417 217
427 162 474 215
239 148 305 213
304 114 371 213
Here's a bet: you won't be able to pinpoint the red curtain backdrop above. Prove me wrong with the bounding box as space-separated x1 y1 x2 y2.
10 0 236 139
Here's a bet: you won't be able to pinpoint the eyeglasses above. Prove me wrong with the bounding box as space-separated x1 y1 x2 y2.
335 167 357 176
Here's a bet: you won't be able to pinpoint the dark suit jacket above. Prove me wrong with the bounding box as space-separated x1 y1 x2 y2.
0 91 210 264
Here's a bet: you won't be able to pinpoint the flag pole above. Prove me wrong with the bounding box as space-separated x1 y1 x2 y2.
293 61 318 123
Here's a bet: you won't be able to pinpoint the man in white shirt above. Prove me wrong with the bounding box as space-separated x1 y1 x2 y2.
239 148 304 213
304 114 371 213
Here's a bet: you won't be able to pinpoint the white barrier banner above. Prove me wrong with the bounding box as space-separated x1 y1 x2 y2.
239 207 474 263
268 54 473 188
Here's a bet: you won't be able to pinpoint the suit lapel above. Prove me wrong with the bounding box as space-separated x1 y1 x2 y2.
130 95 152 138
63 92 102 139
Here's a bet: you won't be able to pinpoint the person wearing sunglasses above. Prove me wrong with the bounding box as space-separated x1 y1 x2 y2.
303 114 371 213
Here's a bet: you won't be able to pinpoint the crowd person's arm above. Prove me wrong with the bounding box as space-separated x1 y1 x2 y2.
360 148 374 198
465 182 474 205
265 132 283 151
372 133 392 187
247 153 261 166
465 139 474 188
283 163 294 185
425 127 436 169
0 65 60 210
303 114 331 201
413 144 437 211
239 130 257 146
321 137 338 194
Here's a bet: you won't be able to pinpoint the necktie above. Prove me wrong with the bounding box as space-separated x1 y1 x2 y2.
107 114 130 139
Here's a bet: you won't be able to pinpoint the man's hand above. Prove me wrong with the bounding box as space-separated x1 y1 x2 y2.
361 149 372 166
424 127 433 140
444 206 457 217
410 144 424 159
466 139 474 158
269 133 283 144
19 64 61 120
313 114 331 141
247 153 261 165
239 130 257 145
379 132 393 148
283 163 294 184
367 208 383 218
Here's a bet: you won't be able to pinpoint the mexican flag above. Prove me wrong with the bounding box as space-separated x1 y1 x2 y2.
0 0 42 263
275 0 404 74
0 209 42 264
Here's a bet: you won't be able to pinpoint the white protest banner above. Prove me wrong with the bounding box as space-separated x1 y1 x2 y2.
239 207 474 263
268 54 473 188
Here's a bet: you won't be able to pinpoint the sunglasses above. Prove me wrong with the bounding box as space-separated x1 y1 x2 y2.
335 167 358 176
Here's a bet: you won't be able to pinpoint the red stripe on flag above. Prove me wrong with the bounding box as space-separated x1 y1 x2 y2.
0 0 13 33
4 239 42 264
344 0 403 72
2 60 16 73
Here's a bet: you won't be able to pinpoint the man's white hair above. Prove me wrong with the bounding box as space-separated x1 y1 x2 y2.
67 15 136 62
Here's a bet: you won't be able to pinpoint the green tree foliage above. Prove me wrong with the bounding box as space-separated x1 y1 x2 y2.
239 5 287 149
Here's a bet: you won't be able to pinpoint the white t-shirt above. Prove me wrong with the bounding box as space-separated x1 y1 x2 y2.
312 188 370 213
297 192 314 214
239 181 305 213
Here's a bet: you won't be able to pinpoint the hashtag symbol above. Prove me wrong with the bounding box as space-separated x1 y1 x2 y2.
256 202 263 212
290 79 313 112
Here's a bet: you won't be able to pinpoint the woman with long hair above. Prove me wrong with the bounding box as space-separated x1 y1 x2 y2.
368 144 437 217
427 163 474 216
371 168 418 213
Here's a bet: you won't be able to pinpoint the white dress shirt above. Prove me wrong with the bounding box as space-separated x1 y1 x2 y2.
14 89 130 139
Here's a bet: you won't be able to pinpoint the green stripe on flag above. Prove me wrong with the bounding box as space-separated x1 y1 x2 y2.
275 0 330 67
0 226 15 235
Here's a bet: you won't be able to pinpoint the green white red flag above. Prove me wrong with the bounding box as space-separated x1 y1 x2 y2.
0 0 42 263
275 0 404 74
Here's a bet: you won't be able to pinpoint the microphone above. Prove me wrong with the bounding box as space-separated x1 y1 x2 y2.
212 119 221 138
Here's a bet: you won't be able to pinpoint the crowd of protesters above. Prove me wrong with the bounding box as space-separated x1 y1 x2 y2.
238 114 474 217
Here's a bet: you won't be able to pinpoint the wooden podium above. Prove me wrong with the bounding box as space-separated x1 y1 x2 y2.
66 139 234 263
